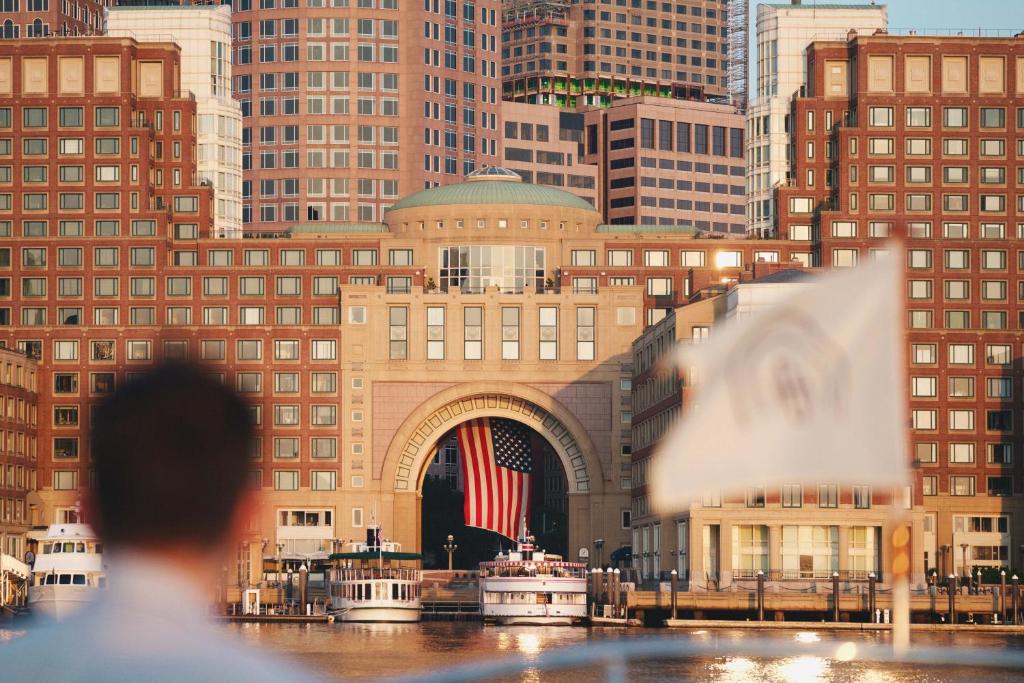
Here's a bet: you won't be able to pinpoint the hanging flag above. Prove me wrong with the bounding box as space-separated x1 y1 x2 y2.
457 417 532 540
651 255 910 511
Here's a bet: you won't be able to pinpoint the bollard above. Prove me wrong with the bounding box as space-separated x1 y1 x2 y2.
590 568 599 616
1001 571 1007 624
832 572 840 622
299 565 309 616
868 572 877 623
670 569 678 621
596 568 605 614
948 574 956 624
756 570 765 622
612 568 621 619
1013 575 1020 624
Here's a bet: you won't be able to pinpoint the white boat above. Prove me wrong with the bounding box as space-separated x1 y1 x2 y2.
478 535 588 625
28 524 106 621
327 526 422 622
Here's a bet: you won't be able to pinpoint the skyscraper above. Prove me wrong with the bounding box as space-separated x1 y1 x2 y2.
107 4 244 238
231 0 504 232
745 0 886 237
501 0 731 108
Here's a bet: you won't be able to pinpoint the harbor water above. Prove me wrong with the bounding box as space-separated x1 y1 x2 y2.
216 622 1024 681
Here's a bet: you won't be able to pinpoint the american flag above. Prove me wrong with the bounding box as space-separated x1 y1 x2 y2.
457 417 532 541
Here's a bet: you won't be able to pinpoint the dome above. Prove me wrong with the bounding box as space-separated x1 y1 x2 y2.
386 167 597 213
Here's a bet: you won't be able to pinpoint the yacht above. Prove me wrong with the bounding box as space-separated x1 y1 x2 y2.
327 526 422 622
28 524 106 620
478 534 588 625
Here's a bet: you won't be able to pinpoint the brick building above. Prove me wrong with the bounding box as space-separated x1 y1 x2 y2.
582 97 747 233
0 347 37 562
0 0 109 39
776 33 1024 576
501 0 731 107
230 0 504 233
628 269 918 588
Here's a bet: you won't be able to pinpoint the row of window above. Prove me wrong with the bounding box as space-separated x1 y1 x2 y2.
907 279 1024 302
910 343 1013 366
861 106 1020 130
813 220 1024 241
911 408 1019 432
921 475 1011 497
0 244 388 266
1 192 196 213
387 305 598 361
52 468 344 492
41 338 337 363
915 442 1013 466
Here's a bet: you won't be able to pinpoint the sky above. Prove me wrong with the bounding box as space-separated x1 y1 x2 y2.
747 0 1024 87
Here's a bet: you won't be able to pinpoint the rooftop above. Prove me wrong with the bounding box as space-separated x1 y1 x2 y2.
597 224 698 234
386 168 597 213
748 269 816 285
284 223 389 235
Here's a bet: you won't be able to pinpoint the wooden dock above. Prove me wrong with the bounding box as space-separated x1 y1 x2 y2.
421 600 481 620
220 613 334 624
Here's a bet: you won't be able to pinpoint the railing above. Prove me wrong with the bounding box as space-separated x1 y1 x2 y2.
332 567 420 582
381 637 1024 683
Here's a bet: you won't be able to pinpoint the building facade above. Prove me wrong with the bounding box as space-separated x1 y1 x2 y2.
107 4 244 239
745 1 887 237
230 0 504 233
0 347 37 562
0 0 109 39
500 100 598 207
501 0 730 107
582 97 747 233
629 271 924 589
777 33 1024 577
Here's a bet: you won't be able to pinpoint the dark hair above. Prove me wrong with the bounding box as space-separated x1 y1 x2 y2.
90 363 255 549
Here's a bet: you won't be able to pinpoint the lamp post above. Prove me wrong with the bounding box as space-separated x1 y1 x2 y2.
443 534 458 571
1001 570 1007 623
975 567 982 596
594 538 605 569
939 544 950 578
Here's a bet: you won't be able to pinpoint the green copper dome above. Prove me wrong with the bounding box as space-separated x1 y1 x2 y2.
386 167 597 213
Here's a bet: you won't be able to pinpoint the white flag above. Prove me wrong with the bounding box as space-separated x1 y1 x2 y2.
651 255 909 511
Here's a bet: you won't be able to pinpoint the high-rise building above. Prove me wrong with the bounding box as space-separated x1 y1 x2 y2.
230 0 504 233
745 1 887 237
583 97 747 233
107 4 244 238
776 32 1024 577
500 0 731 107
0 0 109 39
500 101 598 207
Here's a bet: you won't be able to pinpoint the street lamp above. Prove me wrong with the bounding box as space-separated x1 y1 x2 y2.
939 544 950 577
443 534 458 571
594 538 605 568
960 543 970 582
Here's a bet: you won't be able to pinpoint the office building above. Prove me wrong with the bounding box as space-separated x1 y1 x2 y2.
583 97 747 233
501 0 731 106
501 100 598 207
745 1 887 237
107 4 244 238
230 0 504 233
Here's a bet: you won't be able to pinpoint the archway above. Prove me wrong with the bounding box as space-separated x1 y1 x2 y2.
419 423 569 568
379 383 607 567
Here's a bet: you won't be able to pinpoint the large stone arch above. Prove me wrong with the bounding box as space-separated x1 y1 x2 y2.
380 382 606 497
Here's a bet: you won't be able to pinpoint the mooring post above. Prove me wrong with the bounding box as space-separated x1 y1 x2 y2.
948 574 957 625
670 569 678 621
1001 570 1007 624
832 572 840 622
756 570 765 622
868 572 876 623
1013 575 1020 624
612 568 621 618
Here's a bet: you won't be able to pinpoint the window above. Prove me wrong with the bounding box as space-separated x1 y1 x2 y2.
389 307 408 359
571 250 596 266
781 484 802 508
501 307 520 360
464 307 482 360
817 484 838 508
576 307 595 360
950 476 975 496
273 471 299 491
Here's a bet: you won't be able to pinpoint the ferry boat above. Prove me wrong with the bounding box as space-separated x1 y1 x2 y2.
28 524 106 620
478 534 588 625
327 526 422 622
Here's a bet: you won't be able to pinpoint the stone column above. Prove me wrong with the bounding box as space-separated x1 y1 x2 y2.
837 525 850 574
768 525 782 578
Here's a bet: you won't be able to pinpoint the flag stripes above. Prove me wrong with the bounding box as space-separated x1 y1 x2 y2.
457 418 531 540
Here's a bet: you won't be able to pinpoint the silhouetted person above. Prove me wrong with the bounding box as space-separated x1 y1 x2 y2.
1 364 321 682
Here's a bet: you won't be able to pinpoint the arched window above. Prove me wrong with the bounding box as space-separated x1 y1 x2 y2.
1 20 15 39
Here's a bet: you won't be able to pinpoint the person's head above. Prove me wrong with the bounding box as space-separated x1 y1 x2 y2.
89 363 255 554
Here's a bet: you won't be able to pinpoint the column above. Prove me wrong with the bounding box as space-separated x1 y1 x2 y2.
768 525 782 578
838 525 850 574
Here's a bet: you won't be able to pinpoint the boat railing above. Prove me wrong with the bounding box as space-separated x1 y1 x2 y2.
479 565 587 579
333 567 421 582
379 636 1024 683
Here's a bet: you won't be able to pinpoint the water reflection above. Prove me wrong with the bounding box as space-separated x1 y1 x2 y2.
5 621 1023 681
